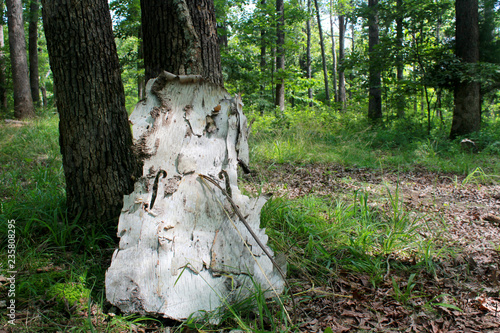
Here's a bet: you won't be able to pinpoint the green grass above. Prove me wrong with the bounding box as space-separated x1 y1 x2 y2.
0 113 65 223
0 108 493 331
249 107 500 175
260 187 439 287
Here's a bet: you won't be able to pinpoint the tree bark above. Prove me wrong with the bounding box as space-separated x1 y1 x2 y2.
141 0 223 86
306 0 313 106
29 0 40 106
106 73 285 321
41 0 140 224
338 14 346 109
314 0 330 104
275 0 285 112
0 1 8 112
395 0 404 118
330 0 338 102
106 0 285 320
138 26 146 100
6 0 35 119
260 0 267 113
450 0 480 139
368 0 382 120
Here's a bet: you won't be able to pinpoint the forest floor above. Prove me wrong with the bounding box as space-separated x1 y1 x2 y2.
245 163 500 333
2 115 500 332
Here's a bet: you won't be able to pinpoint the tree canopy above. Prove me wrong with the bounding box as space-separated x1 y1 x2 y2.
1 0 499 133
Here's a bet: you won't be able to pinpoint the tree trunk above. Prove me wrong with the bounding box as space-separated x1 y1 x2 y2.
450 0 480 139
40 85 47 107
107 0 285 321
330 1 338 103
368 0 382 120
0 1 8 112
275 0 285 112
314 0 330 104
29 0 40 106
306 0 313 106
106 73 285 321
395 0 404 118
41 0 140 224
272 46 276 103
260 0 267 113
138 26 146 100
6 0 35 119
141 0 223 86
338 14 346 110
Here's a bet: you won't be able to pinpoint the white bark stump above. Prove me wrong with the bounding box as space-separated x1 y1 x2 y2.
105 72 285 321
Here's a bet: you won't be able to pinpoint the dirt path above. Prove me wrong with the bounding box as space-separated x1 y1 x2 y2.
246 163 500 332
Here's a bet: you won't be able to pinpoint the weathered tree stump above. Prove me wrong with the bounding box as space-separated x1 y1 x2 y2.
105 72 285 320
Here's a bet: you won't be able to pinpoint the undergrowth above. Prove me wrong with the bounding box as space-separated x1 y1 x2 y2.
0 108 491 331
260 187 440 288
249 106 500 175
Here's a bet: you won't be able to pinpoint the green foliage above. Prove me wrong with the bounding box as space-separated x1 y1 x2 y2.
180 276 293 332
392 273 418 305
0 113 64 231
248 106 500 174
0 82 488 331
115 36 142 112
48 279 92 311
260 186 436 286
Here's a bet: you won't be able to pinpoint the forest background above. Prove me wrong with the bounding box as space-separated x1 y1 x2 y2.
1 0 500 332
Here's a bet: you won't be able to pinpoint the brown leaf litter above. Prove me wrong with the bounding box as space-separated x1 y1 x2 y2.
243 163 500 332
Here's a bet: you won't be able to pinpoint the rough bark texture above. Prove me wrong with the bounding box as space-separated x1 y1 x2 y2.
368 0 382 120
6 0 35 119
338 15 346 109
306 0 313 106
138 28 146 100
41 0 140 224
106 73 285 320
330 0 338 102
275 0 285 111
314 0 330 104
396 0 404 118
141 0 223 86
0 2 8 112
260 0 267 112
29 0 40 106
451 0 480 139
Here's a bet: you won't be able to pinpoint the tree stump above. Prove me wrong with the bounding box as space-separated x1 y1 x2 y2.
105 72 285 321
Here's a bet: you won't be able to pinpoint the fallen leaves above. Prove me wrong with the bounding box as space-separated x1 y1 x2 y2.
475 294 500 313
244 163 500 332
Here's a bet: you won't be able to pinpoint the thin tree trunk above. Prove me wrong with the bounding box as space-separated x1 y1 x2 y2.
306 0 312 106
338 14 346 110
0 1 8 112
6 0 35 119
275 0 285 111
351 21 355 52
395 0 404 118
138 26 145 100
451 0 480 139
272 46 276 103
314 0 330 104
260 0 267 113
29 0 40 106
141 0 223 86
368 0 382 120
40 85 47 107
40 70 50 108
42 0 140 224
330 0 337 102
217 22 228 47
